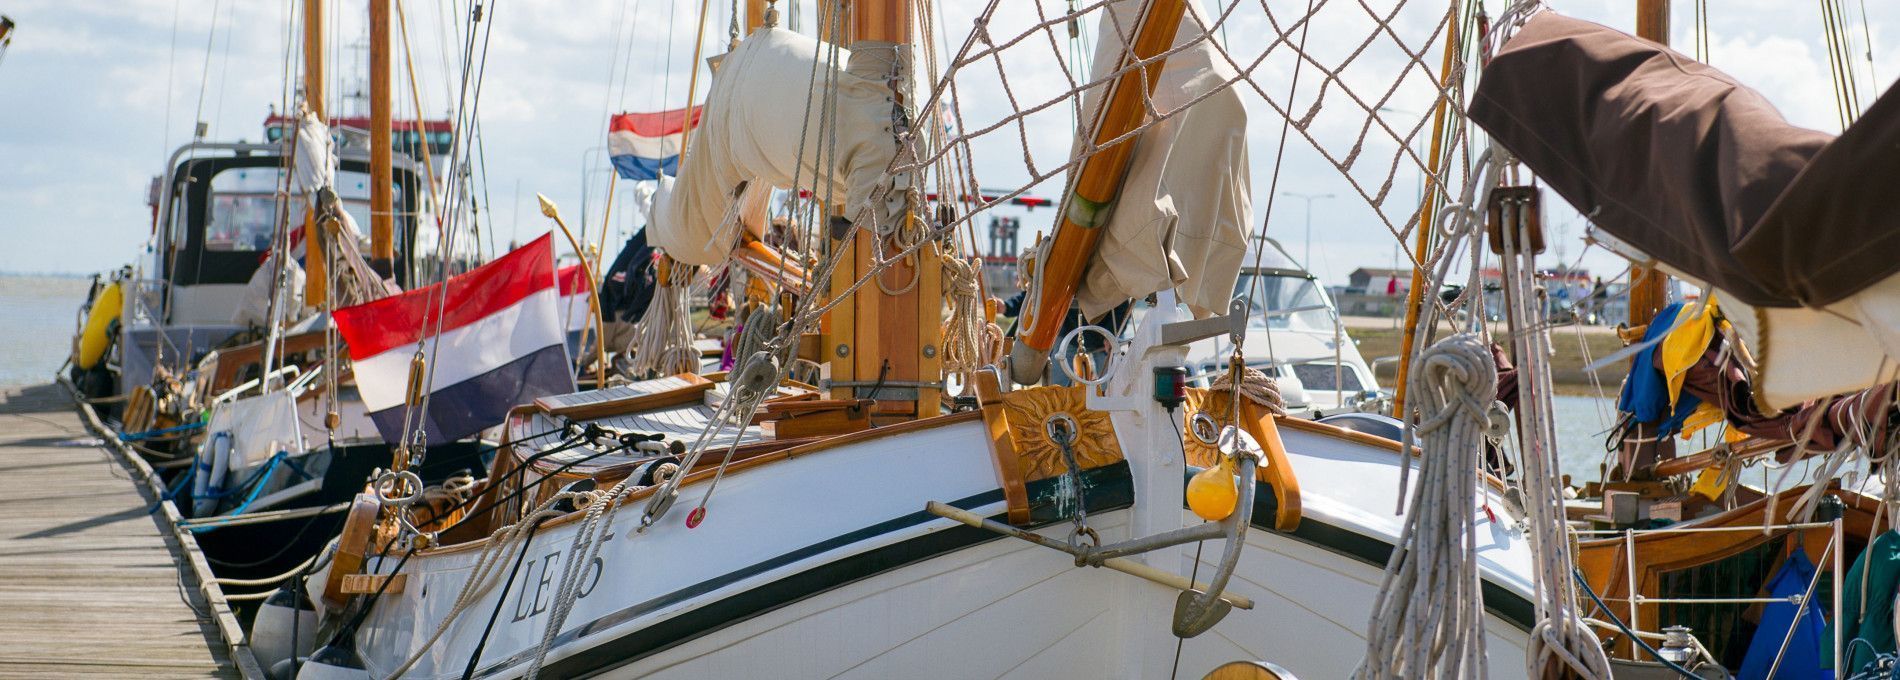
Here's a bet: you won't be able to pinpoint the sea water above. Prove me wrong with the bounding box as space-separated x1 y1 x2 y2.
0 274 92 387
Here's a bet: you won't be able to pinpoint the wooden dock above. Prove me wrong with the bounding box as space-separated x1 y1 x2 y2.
0 383 239 678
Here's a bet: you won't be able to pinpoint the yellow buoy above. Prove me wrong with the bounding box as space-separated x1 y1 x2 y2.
74 281 122 370
1187 454 1239 521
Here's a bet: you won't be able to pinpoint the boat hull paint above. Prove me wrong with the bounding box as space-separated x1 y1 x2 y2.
338 412 1538 679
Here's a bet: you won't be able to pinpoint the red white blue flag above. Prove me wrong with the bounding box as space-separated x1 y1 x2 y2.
608 107 700 180
334 234 574 444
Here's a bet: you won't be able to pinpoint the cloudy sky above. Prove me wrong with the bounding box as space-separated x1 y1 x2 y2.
0 0 1895 288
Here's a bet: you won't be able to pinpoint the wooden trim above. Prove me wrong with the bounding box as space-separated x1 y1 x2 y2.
975 371 1030 525
534 373 713 420
1240 400 1301 531
419 411 985 556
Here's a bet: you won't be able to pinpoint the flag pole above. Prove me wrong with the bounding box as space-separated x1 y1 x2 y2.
538 194 609 387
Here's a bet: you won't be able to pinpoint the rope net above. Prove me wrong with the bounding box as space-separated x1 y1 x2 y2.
895 0 1478 262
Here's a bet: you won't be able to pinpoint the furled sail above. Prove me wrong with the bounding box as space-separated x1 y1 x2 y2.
648 28 902 266
1071 0 1251 319
1471 12 1900 408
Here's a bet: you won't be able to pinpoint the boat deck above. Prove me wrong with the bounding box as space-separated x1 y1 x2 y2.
0 383 238 678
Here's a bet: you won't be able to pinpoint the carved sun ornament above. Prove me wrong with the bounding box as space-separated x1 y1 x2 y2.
999 385 1124 481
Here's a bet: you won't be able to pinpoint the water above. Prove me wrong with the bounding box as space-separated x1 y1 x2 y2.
1553 393 1621 482
0 275 92 387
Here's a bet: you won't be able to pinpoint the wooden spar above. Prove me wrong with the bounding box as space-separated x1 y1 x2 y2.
1648 437 1786 479
745 0 767 38
1391 8 1461 419
1620 0 1675 477
1013 0 1189 359
303 0 328 306
1628 0 1670 330
538 194 609 387
369 0 396 277
824 0 943 418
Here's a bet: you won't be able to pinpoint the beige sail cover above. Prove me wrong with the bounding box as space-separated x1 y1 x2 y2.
650 28 901 266
1072 0 1251 319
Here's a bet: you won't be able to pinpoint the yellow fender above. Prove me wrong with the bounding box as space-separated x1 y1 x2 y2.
74 281 122 370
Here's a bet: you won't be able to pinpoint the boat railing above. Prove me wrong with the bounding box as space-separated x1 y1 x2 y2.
1576 519 1844 675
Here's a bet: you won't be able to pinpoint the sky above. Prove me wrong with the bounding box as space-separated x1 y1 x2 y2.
0 0 1895 288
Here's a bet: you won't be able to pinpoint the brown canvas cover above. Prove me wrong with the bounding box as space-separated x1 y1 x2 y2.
1469 12 1900 308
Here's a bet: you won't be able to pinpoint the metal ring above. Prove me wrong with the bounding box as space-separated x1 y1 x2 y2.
1055 324 1117 387
1189 412 1223 447
1068 525 1101 550
1044 413 1079 446
373 470 425 508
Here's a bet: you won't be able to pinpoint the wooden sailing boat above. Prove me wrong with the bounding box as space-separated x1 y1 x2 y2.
270 1 1550 679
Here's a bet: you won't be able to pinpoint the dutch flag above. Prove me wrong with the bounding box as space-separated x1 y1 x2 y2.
608 107 701 181
333 234 576 444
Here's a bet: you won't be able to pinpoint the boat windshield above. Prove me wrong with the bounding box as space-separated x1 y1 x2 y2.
1234 271 1332 332
205 167 394 252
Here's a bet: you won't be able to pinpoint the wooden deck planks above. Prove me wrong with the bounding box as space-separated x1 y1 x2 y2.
0 383 237 679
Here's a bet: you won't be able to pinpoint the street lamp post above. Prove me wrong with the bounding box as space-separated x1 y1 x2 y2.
1280 191 1335 268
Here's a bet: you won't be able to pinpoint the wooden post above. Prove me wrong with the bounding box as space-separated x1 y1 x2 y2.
368 0 395 278
1391 8 1460 419
823 0 944 418
1014 0 1189 358
1620 0 1675 480
303 0 328 307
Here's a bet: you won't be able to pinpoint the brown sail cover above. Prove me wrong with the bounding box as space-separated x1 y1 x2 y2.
1469 12 1900 308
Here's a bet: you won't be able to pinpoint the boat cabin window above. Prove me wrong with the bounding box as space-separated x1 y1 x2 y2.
1234 272 1332 332
204 167 399 253
1292 361 1362 392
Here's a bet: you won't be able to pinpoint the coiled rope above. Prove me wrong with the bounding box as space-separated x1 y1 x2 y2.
939 253 1001 388
1355 333 1498 680
629 260 700 377
1209 366 1286 417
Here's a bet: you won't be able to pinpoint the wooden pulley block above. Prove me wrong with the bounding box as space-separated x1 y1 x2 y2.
1486 185 1545 255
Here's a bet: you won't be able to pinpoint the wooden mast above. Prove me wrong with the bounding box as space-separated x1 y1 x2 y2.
303 0 328 306
827 0 944 419
1008 0 1188 384
368 0 396 278
1622 0 1674 476
1391 9 1461 418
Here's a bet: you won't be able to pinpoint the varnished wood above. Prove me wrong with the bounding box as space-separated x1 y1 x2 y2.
534 373 713 420
975 370 1031 525
368 0 394 272
1018 0 1189 353
322 494 383 609
1392 7 1461 417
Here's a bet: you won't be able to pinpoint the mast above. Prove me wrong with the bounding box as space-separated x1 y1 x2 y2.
368 0 396 278
1006 0 1189 385
1391 10 1461 418
303 0 329 306
826 0 944 419
1622 0 1674 475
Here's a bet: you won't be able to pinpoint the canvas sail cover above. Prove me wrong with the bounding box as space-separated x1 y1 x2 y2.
1070 0 1251 320
648 28 901 266
1471 12 1900 408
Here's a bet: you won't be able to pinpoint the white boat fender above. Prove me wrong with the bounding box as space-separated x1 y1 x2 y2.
294 637 369 680
253 585 318 678
193 432 232 517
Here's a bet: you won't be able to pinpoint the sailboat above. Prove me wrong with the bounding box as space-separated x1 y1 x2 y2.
271 1 1547 679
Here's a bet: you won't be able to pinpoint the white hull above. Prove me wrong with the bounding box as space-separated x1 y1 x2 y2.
324 407 1536 679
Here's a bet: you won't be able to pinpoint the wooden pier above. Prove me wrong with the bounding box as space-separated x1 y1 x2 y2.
0 383 239 678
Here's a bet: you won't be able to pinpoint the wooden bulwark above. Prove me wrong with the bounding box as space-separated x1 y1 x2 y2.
0 384 241 678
